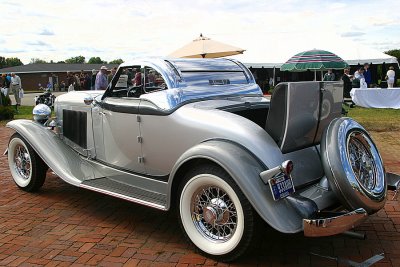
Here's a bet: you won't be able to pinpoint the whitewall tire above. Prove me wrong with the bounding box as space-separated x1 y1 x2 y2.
178 164 254 262
8 133 47 192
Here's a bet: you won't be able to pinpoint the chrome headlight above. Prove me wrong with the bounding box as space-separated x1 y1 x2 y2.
33 104 51 124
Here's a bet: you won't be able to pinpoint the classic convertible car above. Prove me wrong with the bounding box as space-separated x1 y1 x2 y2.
5 58 397 261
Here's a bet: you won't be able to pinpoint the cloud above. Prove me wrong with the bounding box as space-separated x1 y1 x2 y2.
39 29 55 36
67 46 105 53
4 0 400 64
369 41 400 51
25 40 50 46
369 18 399 27
341 32 366 37
0 48 27 53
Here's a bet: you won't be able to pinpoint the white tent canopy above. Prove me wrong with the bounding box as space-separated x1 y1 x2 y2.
228 32 398 68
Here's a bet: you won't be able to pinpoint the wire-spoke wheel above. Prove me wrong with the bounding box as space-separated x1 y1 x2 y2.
347 131 378 193
321 118 386 214
8 133 47 192
178 164 254 262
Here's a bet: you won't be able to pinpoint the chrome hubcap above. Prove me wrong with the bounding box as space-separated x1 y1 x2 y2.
347 132 377 192
13 144 31 180
191 186 237 242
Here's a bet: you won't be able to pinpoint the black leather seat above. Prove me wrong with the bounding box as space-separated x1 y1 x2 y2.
265 82 321 154
265 83 288 147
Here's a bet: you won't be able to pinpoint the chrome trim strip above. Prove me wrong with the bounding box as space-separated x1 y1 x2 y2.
79 183 167 211
303 208 367 237
280 84 290 151
3 148 8 156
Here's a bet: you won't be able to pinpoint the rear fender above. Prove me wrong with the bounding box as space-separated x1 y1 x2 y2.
168 139 304 234
6 120 97 186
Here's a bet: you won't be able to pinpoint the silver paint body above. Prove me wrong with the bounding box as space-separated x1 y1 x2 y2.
7 58 348 234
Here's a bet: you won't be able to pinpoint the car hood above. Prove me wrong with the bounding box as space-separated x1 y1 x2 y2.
55 90 104 107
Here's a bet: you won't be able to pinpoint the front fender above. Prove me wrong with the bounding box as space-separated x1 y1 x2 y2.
168 139 304 234
6 120 96 186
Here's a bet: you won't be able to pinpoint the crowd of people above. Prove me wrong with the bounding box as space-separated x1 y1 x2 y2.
1 73 22 107
66 66 144 91
340 63 397 98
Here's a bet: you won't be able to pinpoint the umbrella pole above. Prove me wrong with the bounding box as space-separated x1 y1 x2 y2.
314 70 316 81
321 70 323 81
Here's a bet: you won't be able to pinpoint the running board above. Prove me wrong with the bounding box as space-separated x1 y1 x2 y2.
80 177 167 210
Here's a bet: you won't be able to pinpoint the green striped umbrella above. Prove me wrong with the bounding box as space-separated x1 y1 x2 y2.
280 49 349 72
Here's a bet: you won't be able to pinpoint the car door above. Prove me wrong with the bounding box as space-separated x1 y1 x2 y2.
95 66 145 174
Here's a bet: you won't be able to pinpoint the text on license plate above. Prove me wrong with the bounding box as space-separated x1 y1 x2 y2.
268 174 295 201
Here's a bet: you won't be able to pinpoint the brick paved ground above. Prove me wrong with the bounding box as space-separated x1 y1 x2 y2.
0 126 399 267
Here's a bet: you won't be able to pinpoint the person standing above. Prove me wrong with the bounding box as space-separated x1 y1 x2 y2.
323 69 335 81
363 63 372 87
66 71 75 91
95 66 108 90
342 68 353 98
342 68 355 108
74 73 81 91
83 73 91 90
133 68 142 86
91 69 97 90
108 67 117 83
147 70 155 86
3 73 11 96
386 66 396 88
10 73 22 106
352 67 365 88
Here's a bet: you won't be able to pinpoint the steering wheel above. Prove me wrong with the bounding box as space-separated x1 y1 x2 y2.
127 86 137 97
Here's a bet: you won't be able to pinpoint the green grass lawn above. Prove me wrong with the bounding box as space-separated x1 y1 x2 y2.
1 105 399 132
0 106 52 126
345 106 400 132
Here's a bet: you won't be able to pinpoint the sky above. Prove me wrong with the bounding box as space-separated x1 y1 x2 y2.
1 0 400 64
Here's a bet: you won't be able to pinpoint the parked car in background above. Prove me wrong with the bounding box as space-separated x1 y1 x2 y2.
5 58 397 261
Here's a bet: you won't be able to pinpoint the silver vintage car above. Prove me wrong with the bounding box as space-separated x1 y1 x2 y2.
5 58 395 261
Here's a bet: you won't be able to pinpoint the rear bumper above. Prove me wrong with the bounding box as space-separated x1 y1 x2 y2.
303 208 368 237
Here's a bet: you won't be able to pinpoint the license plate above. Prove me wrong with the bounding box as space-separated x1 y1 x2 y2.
268 174 295 201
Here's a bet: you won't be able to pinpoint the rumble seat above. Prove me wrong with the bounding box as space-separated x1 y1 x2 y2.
265 82 343 154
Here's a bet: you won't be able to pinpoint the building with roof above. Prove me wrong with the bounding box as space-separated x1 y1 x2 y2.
0 63 118 91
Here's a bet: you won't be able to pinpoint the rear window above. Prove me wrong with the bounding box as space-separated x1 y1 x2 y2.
181 71 249 87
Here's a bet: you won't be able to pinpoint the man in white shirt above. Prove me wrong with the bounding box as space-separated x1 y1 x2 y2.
386 66 396 88
10 73 22 106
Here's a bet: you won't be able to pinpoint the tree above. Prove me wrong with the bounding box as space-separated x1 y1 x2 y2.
0 57 6 69
384 49 400 63
5 57 23 67
30 58 48 64
109 58 124 64
88 57 107 64
65 56 85 64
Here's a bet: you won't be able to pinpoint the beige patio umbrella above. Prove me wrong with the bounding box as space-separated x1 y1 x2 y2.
168 34 245 58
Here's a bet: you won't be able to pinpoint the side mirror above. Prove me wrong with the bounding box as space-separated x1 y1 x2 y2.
84 95 94 105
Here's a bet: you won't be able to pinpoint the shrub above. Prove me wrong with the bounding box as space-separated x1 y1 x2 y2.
0 105 14 120
1 93 12 106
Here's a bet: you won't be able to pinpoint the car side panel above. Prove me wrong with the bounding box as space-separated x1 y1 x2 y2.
140 102 324 186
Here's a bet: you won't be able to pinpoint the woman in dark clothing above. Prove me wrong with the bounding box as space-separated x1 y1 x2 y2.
342 68 355 108
342 68 353 98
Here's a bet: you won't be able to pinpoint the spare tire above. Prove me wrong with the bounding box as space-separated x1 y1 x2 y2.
321 117 386 214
